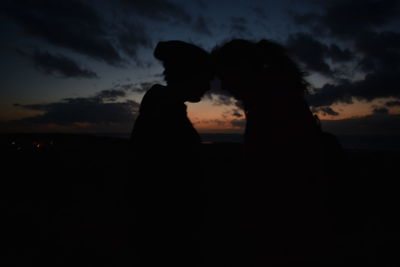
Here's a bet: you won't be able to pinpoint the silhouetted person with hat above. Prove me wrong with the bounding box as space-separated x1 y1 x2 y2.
212 39 337 265
130 40 213 266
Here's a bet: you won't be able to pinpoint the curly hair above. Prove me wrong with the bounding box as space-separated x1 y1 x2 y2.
212 39 309 98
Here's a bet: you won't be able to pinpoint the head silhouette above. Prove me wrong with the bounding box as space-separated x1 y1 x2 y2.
212 39 309 108
155 40 213 103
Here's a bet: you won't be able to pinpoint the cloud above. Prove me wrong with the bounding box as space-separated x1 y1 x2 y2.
325 44 353 63
200 119 226 126
373 106 389 115
206 93 237 106
2 0 125 65
251 7 268 20
231 109 243 118
230 119 246 128
313 106 340 116
321 113 400 136
118 0 191 23
386 100 400 107
288 1 400 109
20 49 98 79
116 20 153 60
307 70 400 107
230 17 251 36
2 0 153 66
293 0 400 39
13 91 138 125
355 31 400 72
287 32 353 76
292 12 320 26
132 82 159 93
94 89 126 101
195 0 207 9
290 2 400 72
287 33 332 75
192 16 212 36
204 86 245 110
111 81 162 93
306 81 353 107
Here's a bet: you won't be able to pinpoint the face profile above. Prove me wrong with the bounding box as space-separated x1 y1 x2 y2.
130 40 213 148
173 71 212 103
130 40 215 267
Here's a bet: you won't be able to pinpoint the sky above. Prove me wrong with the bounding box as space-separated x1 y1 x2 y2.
1 0 400 136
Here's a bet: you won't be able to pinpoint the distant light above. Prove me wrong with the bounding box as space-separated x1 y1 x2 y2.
11 141 16 145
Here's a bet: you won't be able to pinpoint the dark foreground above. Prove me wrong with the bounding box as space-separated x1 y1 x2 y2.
2 134 400 266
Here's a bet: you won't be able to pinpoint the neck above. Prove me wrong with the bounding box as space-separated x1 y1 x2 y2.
166 84 186 103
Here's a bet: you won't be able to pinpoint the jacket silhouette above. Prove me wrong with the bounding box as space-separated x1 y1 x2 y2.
130 40 213 267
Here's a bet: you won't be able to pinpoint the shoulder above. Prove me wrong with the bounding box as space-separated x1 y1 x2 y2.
139 84 167 111
142 84 167 100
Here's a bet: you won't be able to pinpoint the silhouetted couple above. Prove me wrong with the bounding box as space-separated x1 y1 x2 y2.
131 40 337 266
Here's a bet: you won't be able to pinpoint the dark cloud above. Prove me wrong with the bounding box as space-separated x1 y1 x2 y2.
232 109 243 118
251 7 268 20
13 92 138 125
307 70 400 107
112 81 161 93
326 44 353 63
118 0 191 23
292 13 320 25
313 106 340 116
230 17 250 36
287 33 353 76
291 1 400 73
116 20 152 60
290 2 400 107
355 31 400 72
293 0 400 39
94 89 126 101
132 82 159 93
373 106 389 115
386 100 400 107
192 16 212 36
112 83 138 92
195 0 207 9
307 81 353 107
349 69 400 101
230 119 246 129
204 86 244 110
287 33 332 75
2 0 124 65
321 113 400 136
22 50 98 79
2 0 154 66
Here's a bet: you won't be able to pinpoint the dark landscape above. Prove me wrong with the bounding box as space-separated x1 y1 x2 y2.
2 133 400 265
2 0 400 265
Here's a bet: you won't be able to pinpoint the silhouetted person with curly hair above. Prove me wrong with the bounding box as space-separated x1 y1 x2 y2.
130 40 213 267
212 39 338 265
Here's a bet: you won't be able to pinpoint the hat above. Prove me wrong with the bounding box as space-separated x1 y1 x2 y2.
154 40 210 68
